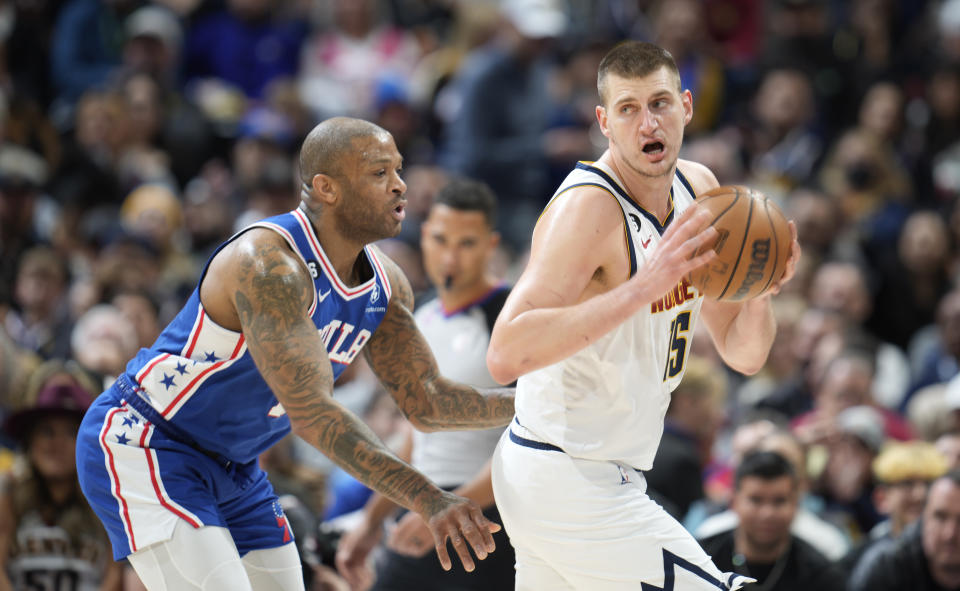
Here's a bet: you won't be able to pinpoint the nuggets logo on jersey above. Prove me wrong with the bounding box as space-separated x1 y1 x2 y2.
651 279 699 314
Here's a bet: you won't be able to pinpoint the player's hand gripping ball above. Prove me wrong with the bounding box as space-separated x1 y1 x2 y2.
687 186 792 301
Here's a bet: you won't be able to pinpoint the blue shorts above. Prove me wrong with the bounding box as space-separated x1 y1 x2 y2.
76 377 293 561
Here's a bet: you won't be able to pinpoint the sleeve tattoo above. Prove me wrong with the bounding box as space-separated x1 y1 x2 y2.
233 239 443 514
363 255 515 431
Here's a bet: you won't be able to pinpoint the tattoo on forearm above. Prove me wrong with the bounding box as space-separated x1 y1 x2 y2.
364 259 515 430
234 240 441 514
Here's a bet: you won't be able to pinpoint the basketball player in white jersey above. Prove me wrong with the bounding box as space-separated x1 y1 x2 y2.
486 41 801 590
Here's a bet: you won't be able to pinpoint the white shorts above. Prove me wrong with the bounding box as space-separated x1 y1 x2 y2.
491 422 752 591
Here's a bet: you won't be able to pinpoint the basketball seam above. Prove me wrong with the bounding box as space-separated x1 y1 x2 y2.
757 197 781 296
717 188 754 300
687 193 741 288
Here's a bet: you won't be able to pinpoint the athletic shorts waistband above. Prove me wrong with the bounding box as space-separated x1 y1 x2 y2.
509 417 564 452
113 374 234 469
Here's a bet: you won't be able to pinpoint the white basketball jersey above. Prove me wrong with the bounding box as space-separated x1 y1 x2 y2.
514 161 703 470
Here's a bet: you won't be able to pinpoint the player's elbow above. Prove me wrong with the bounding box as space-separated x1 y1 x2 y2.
486 348 519 386
726 354 767 376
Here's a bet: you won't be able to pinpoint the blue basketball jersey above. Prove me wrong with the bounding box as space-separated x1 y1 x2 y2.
122 208 392 464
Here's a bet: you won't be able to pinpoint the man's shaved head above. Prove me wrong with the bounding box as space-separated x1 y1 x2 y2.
299 117 390 183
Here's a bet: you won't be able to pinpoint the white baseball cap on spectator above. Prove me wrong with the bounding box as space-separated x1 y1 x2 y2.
126 6 183 49
944 373 960 411
501 0 567 39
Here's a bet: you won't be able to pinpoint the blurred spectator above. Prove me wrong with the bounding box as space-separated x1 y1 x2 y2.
866 211 953 352
849 470 960 591
858 81 905 146
119 8 218 187
392 164 448 246
298 0 422 121
119 183 197 307
234 154 299 231
936 431 960 470
49 0 133 114
756 305 847 419
180 163 237 262
651 0 726 135
91 230 163 309
108 287 160 349
69 304 138 390
437 0 574 249
699 450 846 591
818 127 912 231
183 0 307 99
736 295 806 408
840 441 949 577
939 0 960 63
122 5 182 85
646 357 727 520
373 76 432 166
48 90 125 231
759 0 851 132
806 260 910 409
783 187 845 266
739 67 822 199
231 106 297 197
906 382 960 444
0 0 62 110
681 130 747 186
906 288 960 408
696 425 851 561
809 405 888 540
0 360 122 590
406 1 500 132
0 146 49 306
793 340 913 447
4 246 72 359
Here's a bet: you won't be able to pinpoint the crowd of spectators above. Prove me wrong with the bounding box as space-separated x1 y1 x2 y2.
3 0 960 588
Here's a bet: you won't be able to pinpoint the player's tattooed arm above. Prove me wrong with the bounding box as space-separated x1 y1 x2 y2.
229 231 443 513
363 250 515 432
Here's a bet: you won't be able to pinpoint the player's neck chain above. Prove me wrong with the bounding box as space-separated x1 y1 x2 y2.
731 539 791 591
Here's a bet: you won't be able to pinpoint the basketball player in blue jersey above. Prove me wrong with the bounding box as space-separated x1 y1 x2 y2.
75 117 515 591
486 41 802 590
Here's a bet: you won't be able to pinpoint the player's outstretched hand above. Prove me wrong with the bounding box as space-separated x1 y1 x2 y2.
387 511 434 558
422 491 500 572
334 523 381 591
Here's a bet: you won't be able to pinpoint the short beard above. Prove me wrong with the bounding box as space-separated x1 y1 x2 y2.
333 180 399 245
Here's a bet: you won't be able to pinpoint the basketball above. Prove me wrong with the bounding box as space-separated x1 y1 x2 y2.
687 186 792 302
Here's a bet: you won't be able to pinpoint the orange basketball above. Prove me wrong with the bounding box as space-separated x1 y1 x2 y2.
687 186 792 302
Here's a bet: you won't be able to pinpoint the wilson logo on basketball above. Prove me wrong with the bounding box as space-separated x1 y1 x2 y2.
732 239 771 300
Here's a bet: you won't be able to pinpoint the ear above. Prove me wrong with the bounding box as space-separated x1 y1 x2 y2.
682 89 693 126
309 173 340 207
488 231 501 251
596 105 611 138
